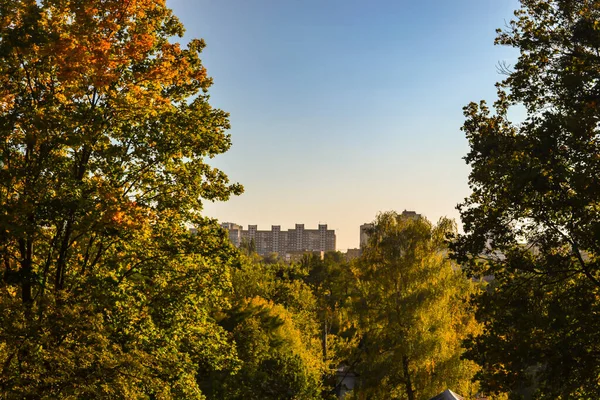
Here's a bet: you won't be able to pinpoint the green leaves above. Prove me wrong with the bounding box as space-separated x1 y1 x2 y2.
201 257 326 400
350 213 481 400
0 0 243 398
455 0 600 397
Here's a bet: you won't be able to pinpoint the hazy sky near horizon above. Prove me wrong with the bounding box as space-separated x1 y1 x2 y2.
168 0 521 250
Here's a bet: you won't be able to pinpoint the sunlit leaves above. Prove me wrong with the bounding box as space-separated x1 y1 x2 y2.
0 0 241 398
350 214 481 400
455 0 600 397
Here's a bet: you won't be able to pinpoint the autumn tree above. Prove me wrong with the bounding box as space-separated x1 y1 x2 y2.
302 251 359 394
201 255 327 399
453 0 600 397
0 0 242 398
350 213 480 400
206 297 324 400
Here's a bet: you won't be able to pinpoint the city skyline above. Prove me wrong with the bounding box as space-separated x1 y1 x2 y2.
222 221 365 251
168 0 522 250
220 209 420 252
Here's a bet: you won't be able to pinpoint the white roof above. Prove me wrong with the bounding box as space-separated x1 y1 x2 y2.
429 389 465 400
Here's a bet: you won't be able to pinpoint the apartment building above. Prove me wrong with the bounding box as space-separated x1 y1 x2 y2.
221 223 336 256
221 222 243 247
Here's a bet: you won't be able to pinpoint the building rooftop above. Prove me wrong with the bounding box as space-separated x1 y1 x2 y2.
429 389 464 400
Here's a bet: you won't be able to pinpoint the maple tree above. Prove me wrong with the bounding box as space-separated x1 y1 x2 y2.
0 0 241 398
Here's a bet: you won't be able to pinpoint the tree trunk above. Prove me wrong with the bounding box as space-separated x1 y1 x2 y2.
19 238 33 305
323 316 327 361
402 356 415 400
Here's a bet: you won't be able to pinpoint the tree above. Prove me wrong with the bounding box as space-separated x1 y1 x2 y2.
453 0 600 397
0 0 241 398
201 254 327 399
206 297 325 400
302 252 358 396
350 212 480 400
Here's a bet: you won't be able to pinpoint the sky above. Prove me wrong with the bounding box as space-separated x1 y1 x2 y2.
167 0 522 250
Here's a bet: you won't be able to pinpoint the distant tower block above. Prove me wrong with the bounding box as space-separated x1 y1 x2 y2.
220 222 336 256
359 223 374 249
220 222 243 247
401 210 421 220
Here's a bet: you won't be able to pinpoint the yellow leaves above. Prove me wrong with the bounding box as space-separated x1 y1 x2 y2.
237 296 325 380
353 214 482 396
4 286 18 298
0 92 15 114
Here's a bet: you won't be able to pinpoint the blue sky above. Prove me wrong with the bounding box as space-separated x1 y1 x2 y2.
168 0 521 250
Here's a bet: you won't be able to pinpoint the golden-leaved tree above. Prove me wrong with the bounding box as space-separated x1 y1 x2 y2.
200 255 328 399
0 0 242 398
349 213 481 400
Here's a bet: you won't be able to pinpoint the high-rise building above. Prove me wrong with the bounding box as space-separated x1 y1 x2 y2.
220 222 243 247
345 248 362 261
400 210 421 221
359 223 374 249
221 223 336 256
